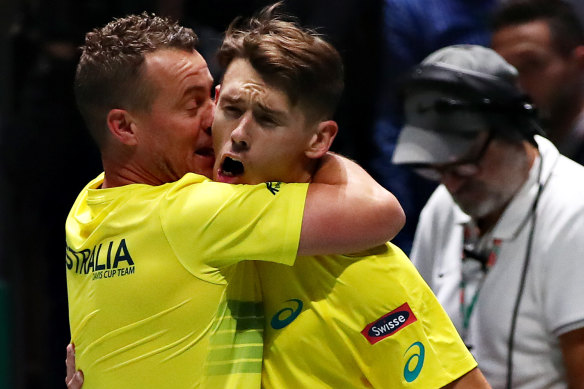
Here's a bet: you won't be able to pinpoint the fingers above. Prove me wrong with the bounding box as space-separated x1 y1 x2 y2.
65 343 84 388
66 370 84 389
65 343 76 383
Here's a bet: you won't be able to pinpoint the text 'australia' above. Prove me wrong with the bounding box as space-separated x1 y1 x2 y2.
66 239 135 279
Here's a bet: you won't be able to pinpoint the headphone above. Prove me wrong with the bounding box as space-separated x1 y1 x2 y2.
405 63 552 388
403 63 546 142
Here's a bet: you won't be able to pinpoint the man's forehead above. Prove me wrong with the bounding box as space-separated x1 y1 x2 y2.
143 49 213 98
221 69 292 113
221 86 290 120
145 49 211 80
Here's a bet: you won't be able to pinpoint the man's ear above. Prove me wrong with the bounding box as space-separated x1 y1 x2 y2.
573 45 584 69
305 120 338 159
106 109 138 146
215 84 221 102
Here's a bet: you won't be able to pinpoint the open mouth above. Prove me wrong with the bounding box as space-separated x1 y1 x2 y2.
220 156 244 177
195 147 215 158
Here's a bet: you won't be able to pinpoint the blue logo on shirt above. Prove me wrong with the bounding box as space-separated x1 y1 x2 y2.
270 299 303 329
403 341 425 382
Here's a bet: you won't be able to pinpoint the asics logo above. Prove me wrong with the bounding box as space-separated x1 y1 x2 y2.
270 298 303 329
403 341 425 382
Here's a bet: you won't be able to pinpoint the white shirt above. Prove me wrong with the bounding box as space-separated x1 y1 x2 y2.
411 136 584 389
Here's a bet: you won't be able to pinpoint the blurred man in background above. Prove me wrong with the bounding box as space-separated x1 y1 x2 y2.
491 0 584 164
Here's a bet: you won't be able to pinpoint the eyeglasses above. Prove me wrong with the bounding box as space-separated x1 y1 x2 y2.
411 133 493 181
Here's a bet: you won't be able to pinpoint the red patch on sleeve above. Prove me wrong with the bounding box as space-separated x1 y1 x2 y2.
361 303 417 345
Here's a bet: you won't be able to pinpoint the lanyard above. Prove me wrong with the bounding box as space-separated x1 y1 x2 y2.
459 235 501 343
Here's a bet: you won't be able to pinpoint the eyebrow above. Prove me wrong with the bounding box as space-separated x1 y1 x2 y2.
221 95 287 119
178 85 210 106
257 102 286 119
182 85 209 97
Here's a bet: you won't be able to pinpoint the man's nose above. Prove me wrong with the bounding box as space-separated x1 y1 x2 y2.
201 102 214 130
441 171 466 194
231 114 251 151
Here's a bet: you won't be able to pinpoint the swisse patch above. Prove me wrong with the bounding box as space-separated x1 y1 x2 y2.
361 303 417 345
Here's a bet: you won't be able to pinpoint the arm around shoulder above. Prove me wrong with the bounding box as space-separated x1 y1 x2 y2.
298 153 405 256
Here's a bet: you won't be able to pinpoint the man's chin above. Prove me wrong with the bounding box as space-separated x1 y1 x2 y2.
192 165 213 180
214 169 245 184
193 156 215 179
214 171 268 185
454 197 498 220
199 168 213 179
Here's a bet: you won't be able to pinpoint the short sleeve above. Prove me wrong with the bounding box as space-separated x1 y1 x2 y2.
542 212 584 336
363 270 477 387
160 178 308 281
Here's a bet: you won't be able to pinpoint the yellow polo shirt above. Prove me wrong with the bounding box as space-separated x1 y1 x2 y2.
66 173 307 388
258 243 477 388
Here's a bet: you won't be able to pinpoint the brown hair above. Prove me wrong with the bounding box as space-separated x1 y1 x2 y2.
74 12 198 145
217 3 344 122
491 0 584 57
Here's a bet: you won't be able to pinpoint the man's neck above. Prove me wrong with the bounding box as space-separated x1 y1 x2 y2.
295 158 320 184
476 210 504 236
101 164 169 188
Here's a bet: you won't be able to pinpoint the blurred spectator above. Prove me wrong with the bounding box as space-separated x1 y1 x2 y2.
369 0 497 253
394 44 584 389
491 0 584 164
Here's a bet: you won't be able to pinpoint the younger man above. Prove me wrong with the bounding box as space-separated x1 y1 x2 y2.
211 5 488 388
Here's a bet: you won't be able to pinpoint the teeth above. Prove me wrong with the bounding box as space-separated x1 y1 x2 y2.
221 156 244 176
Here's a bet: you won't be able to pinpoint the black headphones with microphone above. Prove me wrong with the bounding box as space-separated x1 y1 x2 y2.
402 63 546 143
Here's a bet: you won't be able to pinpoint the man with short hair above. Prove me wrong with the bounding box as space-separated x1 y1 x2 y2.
491 0 584 164
393 44 584 388
66 11 403 389
210 7 488 388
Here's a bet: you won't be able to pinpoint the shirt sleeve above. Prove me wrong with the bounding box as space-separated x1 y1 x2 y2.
160 179 308 280
359 248 477 387
410 186 451 286
541 211 584 336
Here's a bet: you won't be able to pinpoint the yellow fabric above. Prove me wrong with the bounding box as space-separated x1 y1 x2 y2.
66 173 307 389
258 243 477 388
